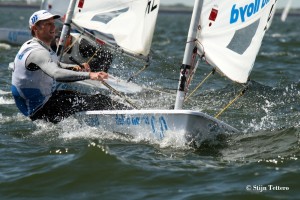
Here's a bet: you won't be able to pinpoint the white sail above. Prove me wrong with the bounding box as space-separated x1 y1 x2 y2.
73 0 160 56
42 0 160 57
281 0 293 22
196 0 277 83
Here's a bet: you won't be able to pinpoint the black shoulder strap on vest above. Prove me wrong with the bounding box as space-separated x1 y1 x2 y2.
26 63 40 71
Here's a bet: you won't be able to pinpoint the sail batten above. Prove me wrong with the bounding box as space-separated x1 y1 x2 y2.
196 0 277 83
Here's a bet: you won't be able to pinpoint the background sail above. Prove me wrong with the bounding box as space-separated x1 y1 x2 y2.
73 0 160 56
42 0 160 57
196 0 277 83
281 0 293 22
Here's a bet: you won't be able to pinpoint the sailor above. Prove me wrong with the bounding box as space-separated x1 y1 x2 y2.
57 32 113 73
11 10 129 123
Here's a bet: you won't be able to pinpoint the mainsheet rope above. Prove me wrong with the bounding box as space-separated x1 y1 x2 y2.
214 85 248 119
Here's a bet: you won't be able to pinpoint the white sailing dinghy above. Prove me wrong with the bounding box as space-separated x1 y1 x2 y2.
58 0 277 143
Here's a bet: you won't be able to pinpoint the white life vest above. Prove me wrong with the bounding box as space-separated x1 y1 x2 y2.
11 39 57 116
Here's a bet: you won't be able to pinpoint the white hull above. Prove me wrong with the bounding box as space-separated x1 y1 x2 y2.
0 28 31 45
76 110 239 144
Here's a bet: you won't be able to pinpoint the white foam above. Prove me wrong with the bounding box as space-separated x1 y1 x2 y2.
0 43 11 50
0 90 11 95
158 130 188 149
0 96 15 105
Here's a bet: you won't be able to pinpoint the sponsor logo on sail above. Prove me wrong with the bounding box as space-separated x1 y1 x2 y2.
230 0 270 24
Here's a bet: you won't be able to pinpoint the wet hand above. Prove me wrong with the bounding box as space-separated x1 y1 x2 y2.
81 63 91 72
89 71 108 81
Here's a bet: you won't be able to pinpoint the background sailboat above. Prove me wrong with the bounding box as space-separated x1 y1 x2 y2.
281 0 293 22
0 28 31 46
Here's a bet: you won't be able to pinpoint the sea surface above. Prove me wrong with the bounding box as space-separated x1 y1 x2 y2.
1 6 300 200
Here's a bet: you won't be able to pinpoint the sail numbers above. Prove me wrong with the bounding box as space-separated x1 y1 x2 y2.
146 0 158 14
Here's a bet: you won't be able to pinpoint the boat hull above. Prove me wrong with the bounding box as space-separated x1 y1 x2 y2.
76 110 239 144
0 28 31 45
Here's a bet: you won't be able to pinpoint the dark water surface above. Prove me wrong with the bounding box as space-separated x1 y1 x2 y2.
1 7 300 200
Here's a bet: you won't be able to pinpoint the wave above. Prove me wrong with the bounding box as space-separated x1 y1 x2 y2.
182 80 300 133
0 43 11 50
220 126 300 163
0 96 14 105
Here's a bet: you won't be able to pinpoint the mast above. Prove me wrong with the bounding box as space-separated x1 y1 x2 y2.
174 0 203 110
56 0 77 61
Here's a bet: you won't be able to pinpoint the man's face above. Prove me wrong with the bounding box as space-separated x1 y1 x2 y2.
34 18 56 44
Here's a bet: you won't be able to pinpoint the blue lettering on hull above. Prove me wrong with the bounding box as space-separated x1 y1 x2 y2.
8 30 30 43
83 114 169 140
116 114 168 139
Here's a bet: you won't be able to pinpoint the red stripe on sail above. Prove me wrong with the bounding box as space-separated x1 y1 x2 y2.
209 8 218 21
96 39 105 45
78 0 85 8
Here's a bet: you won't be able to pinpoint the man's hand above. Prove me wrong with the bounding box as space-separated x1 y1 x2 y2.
89 71 108 81
81 63 91 72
